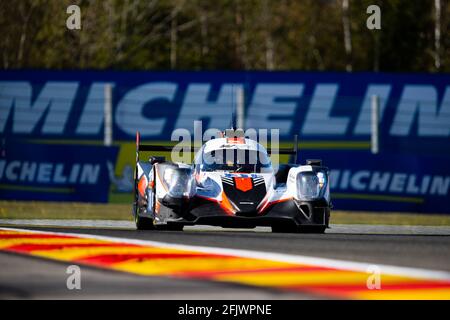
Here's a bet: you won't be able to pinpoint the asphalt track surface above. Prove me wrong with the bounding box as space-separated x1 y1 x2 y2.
1 221 449 299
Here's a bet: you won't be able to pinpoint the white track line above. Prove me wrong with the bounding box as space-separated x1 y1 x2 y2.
0 219 135 229
2 226 450 281
2 219 450 235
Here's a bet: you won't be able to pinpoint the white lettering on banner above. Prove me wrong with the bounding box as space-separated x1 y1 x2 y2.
69 164 81 183
302 84 349 135
340 170 351 189
368 171 390 192
19 162 37 182
390 86 450 137
246 84 303 136
37 163 52 183
354 85 391 135
53 164 67 183
406 175 420 194
5 161 20 180
420 176 431 194
350 170 370 191
331 169 450 196
329 170 340 189
389 173 407 193
79 165 100 184
116 82 176 136
0 160 100 185
76 82 114 134
0 81 79 134
1 80 450 139
430 177 450 195
175 84 242 133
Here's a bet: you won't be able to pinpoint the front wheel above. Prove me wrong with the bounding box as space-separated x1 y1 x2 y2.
135 214 155 230
133 165 157 230
133 203 155 230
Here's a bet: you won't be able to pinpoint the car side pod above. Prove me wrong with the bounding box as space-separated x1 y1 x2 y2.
294 159 331 229
295 199 330 227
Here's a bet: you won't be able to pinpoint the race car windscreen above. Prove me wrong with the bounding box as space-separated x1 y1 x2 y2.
201 149 272 173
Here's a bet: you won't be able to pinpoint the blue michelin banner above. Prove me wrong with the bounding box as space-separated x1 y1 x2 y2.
0 141 119 203
299 150 450 214
0 70 449 212
0 70 449 156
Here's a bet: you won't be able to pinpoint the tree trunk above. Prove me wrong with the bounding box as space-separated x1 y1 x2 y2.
234 0 248 69
262 0 274 70
200 11 209 58
170 9 178 69
342 0 352 72
17 3 34 68
434 0 441 70
373 32 380 72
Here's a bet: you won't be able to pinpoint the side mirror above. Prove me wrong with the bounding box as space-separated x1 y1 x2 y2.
150 156 165 164
306 159 322 166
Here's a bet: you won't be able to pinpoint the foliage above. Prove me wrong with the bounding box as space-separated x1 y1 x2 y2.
0 0 449 72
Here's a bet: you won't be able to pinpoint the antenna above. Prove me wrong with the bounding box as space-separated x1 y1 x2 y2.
236 86 244 130
229 111 236 130
229 85 245 130
229 85 236 129
293 134 298 164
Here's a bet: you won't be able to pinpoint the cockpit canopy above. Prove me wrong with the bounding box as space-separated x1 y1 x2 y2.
202 149 272 173
195 138 273 173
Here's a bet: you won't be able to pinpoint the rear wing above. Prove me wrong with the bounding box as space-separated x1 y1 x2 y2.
135 132 298 163
136 132 199 163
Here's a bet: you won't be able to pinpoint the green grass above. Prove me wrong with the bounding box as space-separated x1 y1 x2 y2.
0 201 132 221
331 211 450 226
1 200 450 226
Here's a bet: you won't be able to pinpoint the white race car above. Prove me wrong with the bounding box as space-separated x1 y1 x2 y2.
133 129 331 233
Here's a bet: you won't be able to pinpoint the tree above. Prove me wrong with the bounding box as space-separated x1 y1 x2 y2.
0 0 448 72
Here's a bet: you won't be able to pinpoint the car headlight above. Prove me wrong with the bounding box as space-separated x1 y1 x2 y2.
163 168 190 198
297 171 327 200
163 168 176 186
